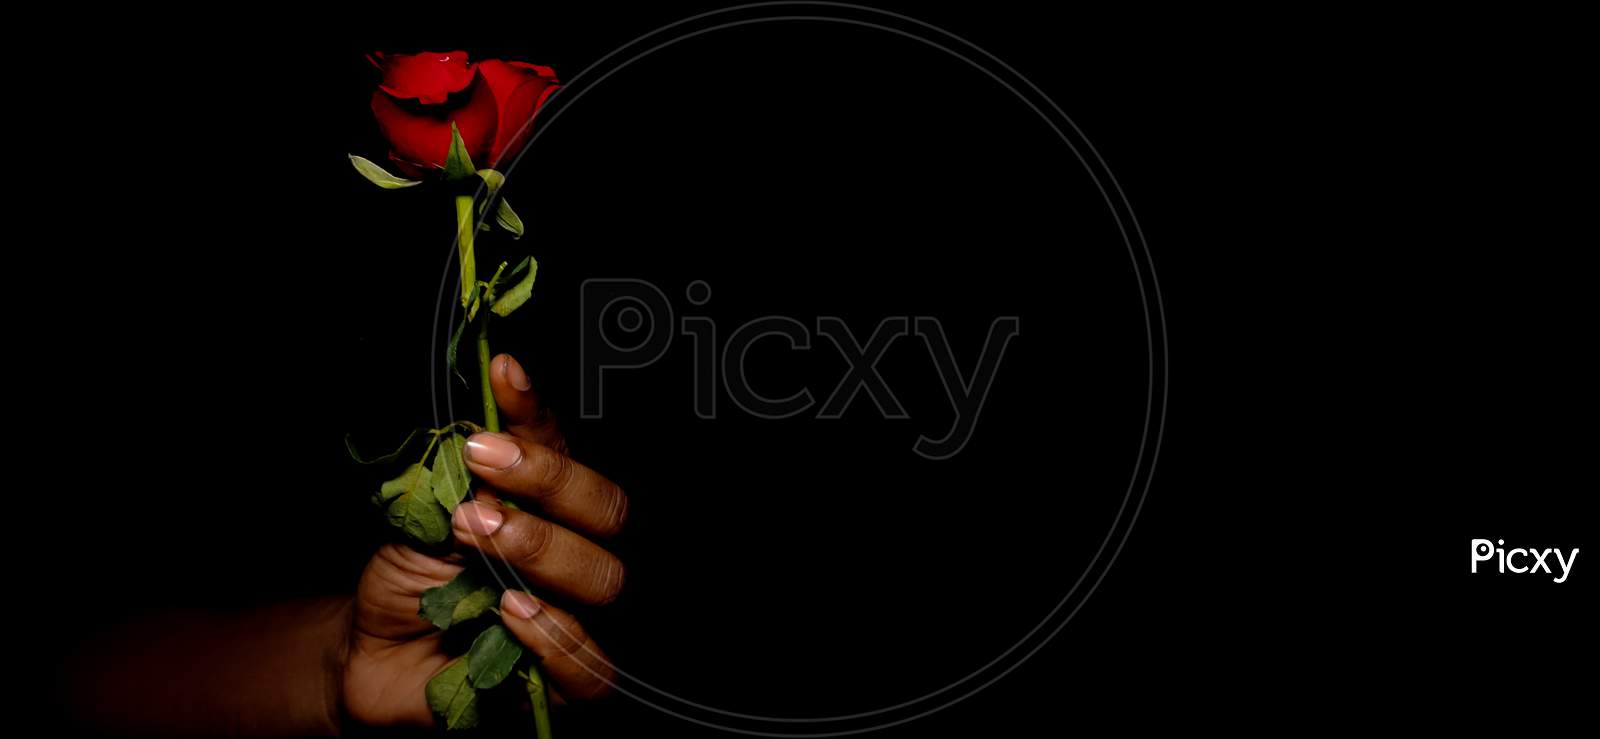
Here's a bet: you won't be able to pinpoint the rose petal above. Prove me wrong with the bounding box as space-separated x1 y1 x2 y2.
477 60 560 168
374 50 476 104
370 74 499 174
507 61 559 80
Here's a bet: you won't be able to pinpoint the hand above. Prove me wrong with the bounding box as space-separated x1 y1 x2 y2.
341 353 627 728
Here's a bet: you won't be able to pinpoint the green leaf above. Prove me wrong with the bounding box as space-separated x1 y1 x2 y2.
349 154 422 189
501 256 532 285
426 657 480 730
386 474 450 546
385 493 409 530
444 122 475 181
378 463 431 503
380 492 412 534
490 256 538 317
495 196 525 238
467 624 524 690
446 312 470 388
346 428 427 465
476 168 505 193
433 434 470 512
420 570 485 630
389 494 449 545
451 587 498 625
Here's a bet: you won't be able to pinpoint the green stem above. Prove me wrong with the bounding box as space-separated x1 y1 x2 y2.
454 194 499 433
476 309 499 433
452 195 544 736
454 195 477 309
528 661 553 739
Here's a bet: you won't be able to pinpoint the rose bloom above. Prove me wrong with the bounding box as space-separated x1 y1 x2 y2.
369 50 559 177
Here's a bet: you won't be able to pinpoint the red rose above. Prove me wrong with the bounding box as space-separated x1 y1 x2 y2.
368 51 559 177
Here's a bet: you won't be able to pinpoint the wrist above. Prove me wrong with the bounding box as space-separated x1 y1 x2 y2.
321 596 357 737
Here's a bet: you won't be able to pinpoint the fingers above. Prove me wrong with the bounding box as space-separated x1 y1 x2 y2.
481 352 628 540
491 353 564 450
463 431 628 540
451 499 625 606
500 590 616 702
355 544 466 641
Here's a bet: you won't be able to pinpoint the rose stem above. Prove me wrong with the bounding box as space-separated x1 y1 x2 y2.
455 193 500 433
529 663 553 739
476 310 499 433
456 189 549 735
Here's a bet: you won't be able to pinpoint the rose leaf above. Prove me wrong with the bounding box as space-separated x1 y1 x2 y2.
425 657 480 730
348 154 422 189
490 256 538 317
433 434 470 512
378 462 432 504
420 570 485 630
500 256 532 285
446 313 471 388
450 587 499 626
467 624 524 690
386 470 449 545
494 196 525 238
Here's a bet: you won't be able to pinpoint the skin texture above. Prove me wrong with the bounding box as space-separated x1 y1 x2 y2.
63 353 625 735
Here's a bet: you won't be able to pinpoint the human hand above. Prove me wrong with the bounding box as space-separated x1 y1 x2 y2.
341 353 626 728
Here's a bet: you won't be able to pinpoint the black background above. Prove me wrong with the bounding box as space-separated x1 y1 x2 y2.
28 2 1590 735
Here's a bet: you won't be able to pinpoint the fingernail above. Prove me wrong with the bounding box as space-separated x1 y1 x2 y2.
502 589 541 619
502 355 532 391
465 433 522 470
453 502 504 536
